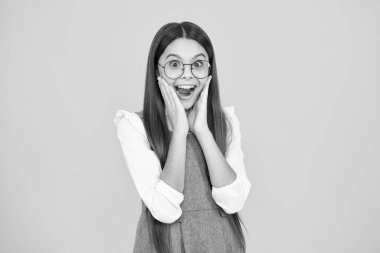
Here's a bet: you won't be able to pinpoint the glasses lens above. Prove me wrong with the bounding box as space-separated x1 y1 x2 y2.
164 60 183 79
163 60 211 79
192 60 210 78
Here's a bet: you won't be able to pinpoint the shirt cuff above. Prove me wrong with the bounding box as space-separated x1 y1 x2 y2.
211 173 245 199
155 179 184 206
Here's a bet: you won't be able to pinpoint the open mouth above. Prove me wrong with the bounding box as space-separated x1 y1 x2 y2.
175 85 196 99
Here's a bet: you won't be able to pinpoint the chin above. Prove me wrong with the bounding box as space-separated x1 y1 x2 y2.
182 103 194 110
179 99 194 109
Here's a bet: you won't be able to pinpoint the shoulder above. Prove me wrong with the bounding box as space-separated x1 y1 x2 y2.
113 107 238 135
113 109 146 137
222 105 240 129
222 106 242 144
222 106 236 119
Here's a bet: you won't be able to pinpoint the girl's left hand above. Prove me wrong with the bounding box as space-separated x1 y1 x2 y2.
188 75 212 135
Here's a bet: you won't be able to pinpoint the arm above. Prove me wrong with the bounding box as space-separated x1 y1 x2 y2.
160 129 187 193
114 110 186 224
195 130 237 188
195 107 251 214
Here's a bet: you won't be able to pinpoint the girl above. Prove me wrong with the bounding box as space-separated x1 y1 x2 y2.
114 21 251 253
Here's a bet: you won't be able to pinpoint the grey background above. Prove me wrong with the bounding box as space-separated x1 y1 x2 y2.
1 0 379 252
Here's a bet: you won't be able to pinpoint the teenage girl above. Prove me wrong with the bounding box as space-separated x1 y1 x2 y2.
114 21 251 253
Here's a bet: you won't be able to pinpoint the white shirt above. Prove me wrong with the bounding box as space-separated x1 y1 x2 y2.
113 106 251 224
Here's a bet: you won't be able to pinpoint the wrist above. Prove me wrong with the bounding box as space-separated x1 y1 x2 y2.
194 127 211 137
172 128 189 137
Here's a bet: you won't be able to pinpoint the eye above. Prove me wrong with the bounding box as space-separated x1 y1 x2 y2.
168 60 181 68
193 60 204 68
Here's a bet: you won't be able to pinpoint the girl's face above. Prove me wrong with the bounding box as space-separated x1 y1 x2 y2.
157 38 210 111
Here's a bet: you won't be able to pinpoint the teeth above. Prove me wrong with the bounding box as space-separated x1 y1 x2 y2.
177 85 195 89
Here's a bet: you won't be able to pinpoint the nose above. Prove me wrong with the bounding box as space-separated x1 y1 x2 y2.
181 64 193 79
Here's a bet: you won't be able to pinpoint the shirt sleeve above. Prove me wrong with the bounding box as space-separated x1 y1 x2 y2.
113 110 184 224
211 106 252 214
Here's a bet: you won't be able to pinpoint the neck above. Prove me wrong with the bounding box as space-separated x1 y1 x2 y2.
185 106 193 117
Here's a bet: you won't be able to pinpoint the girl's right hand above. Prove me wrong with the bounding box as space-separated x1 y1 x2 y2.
157 76 189 135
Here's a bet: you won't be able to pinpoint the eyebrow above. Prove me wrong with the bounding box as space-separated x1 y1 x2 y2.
165 53 207 60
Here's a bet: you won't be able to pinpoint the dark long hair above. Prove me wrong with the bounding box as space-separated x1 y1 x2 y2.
140 21 247 252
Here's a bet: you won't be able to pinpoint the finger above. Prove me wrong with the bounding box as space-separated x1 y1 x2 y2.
199 75 212 107
203 75 212 100
158 77 173 110
157 77 170 106
161 77 175 109
165 81 183 111
166 83 177 107
200 75 212 102
160 77 184 112
161 77 176 107
168 85 183 108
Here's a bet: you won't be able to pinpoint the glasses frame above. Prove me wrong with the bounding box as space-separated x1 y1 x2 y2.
157 59 211 80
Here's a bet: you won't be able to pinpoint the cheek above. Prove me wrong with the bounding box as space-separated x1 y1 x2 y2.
198 79 208 91
158 69 175 86
157 68 164 78
166 78 175 87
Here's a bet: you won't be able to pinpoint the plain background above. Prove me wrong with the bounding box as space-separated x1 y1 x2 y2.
1 0 379 252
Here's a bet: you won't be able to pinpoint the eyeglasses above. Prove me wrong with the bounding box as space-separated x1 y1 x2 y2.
158 60 211 80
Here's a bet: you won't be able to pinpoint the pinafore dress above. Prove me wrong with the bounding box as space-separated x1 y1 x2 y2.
132 129 242 253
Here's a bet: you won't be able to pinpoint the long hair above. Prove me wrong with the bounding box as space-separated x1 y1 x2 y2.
140 21 247 252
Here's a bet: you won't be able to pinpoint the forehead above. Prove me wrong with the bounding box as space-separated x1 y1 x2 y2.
161 38 208 60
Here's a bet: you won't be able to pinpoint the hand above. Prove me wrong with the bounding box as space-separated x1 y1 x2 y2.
187 75 212 135
157 76 189 134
